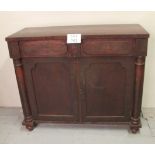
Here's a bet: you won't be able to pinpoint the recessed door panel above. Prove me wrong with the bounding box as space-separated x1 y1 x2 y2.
23 58 78 122
80 57 134 122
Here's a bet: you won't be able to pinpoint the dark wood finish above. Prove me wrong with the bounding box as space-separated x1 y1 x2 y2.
6 25 149 133
130 56 145 133
20 40 67 57
80 57 134 122
22 58 79 122
6 24 149 41
82 39 133 56
13 59 36 130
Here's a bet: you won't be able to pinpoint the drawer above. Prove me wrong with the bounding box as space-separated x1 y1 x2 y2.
20 40 67 57
81 39 133 56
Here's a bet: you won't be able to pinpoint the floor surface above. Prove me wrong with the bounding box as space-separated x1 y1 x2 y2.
0 107 155 144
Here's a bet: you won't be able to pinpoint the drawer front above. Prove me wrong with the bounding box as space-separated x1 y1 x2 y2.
82 39 133 56
20 40 67 57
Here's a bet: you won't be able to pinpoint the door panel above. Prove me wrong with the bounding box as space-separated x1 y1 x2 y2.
23 58 78 122
80 57 134 122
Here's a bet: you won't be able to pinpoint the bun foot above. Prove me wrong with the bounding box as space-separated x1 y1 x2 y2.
22 118 37 131
26 125 34 131
130 127 139 134
129 117 141 134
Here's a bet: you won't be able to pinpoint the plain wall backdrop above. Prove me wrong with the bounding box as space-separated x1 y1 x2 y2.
0 11 155 107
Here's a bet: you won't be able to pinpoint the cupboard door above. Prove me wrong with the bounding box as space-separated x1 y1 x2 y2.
23 58 79 122
80 57 135 122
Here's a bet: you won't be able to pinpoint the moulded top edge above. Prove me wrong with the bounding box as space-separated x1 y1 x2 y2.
5 24 149 41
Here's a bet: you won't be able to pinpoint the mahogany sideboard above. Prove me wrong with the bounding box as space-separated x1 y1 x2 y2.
6 25 149 133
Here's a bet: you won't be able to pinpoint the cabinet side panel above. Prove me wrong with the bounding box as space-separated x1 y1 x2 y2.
135 39 148 56
7 41 21 59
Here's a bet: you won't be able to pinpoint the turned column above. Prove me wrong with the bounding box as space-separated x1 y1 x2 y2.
13 59 37 130
130 56 145 133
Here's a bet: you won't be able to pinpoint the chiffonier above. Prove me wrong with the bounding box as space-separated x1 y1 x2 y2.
6 25 149 133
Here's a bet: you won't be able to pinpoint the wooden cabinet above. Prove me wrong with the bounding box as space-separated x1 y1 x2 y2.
6 25 149 133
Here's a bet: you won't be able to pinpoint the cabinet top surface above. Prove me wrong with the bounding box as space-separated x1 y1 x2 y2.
6 24 149 41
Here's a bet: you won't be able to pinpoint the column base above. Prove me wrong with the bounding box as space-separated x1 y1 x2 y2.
129 117 141 133
22 117 37 131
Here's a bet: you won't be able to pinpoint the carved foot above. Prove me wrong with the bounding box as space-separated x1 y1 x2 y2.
129 117 141 134
130 127 139 133
22 117 37 131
